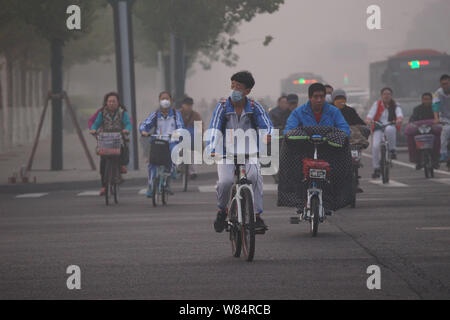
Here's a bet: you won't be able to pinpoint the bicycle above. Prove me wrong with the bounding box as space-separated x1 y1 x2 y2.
413 123 435 178
290 135 330 237
222 154 260 262
95 132 126 206
148 134 174 207
374 121 395 184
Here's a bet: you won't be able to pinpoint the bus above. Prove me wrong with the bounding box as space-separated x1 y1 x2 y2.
281 72 326 104
370 49 450 145
369 49 450 102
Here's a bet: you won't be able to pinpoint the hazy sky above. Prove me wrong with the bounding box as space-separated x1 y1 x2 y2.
186 0 440 103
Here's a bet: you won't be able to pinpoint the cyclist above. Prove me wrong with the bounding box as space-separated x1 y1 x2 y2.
180 96 204 180
365 87 403 179
207 71 273 233
89 92 131 195
332 89 369 144
325 84 334 103
332 89 369 193
433 74 450 162
284 83 350 135
281 83 350 216
269 95 289 132
139 91 184 198
405 92 441 169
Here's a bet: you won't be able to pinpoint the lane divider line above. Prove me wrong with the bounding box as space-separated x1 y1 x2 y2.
362 152 450 176
15 193 48 198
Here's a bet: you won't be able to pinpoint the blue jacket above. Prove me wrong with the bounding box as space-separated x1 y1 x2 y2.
283 101 350 136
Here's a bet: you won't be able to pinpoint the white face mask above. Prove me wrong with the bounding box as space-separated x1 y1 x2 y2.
160 99 171 109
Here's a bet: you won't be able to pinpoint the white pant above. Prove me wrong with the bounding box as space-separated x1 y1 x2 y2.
216 162 263 214
372 125 397 169
440 118 450 154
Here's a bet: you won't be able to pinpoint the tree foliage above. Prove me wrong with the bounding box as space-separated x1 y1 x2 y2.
133 0 284 69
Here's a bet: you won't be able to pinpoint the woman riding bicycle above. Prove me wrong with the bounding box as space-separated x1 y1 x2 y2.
89 92 131 195
139 91 184 198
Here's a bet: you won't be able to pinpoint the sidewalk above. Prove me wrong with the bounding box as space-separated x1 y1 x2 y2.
0 133 216 188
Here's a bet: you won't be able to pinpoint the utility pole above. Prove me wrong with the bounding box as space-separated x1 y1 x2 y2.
109 0 139 170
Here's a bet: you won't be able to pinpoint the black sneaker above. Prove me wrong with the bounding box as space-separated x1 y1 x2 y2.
255 214 268 232
390 150 397 160
214 209 228 233
372 168 381 179
357 187 364 193
416 163 423 170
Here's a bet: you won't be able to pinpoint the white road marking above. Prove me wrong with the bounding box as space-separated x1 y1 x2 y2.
198 184 278 193
369 179 408 187
16 193 48 198
357 197 423 201
77 191 100 196
416 227 450 231
198 185 217 193
431 178 450 185
362 152 450 176
138 188 147 195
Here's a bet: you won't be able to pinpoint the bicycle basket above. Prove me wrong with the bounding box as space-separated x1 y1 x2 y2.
414 134 434 150
302 158 330 179
149 139 171 165
97 132 121 156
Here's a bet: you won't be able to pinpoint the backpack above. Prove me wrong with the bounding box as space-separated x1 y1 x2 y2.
220 98 258 133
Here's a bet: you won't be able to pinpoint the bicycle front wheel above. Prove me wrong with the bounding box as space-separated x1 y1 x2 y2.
424 151 433 179
104 159 111 206
350 167 357 208
380 145 389 184
152 176 159 207
229 198 241 258
113 183 119 204
182 164 188 192
310 195 320 237
240 187 255 262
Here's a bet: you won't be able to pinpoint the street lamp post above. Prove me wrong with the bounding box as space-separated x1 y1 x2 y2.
109 0 139 170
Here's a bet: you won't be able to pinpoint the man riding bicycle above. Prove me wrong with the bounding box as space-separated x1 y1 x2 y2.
207 71 273 233
279 83 351 215
433 74 450 162
284 83 350 136
139 91 184 198
365 87 403 179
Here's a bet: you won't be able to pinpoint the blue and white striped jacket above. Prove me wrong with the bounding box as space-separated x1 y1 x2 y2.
139 108 184 137
207 97 273 154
